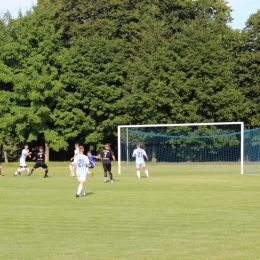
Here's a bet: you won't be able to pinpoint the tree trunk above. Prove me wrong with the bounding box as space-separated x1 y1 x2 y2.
3 142 8 163
45 142 49 162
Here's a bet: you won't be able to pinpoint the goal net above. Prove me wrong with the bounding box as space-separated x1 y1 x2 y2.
118 122 260 174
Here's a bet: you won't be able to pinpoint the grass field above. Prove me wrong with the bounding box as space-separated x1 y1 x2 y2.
0 162 259 260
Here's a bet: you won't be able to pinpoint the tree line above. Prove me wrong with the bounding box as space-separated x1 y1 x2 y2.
0 0 260 162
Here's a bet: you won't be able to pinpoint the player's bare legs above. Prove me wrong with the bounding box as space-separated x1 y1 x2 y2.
86 167 94 177
69 163 75 177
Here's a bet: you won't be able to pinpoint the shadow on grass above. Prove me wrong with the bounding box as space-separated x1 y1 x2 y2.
86 192 95 196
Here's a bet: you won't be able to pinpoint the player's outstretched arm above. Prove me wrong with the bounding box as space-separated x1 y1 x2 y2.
25 152 32 158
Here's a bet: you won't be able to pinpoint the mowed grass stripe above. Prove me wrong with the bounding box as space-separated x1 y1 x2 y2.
0 164 259 259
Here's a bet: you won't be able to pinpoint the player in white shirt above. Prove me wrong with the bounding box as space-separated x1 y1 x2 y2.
72 146 90 197
132 143 149 179
69 143 79 177
14 144 32 176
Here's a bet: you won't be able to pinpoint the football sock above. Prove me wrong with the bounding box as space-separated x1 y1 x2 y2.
104 172 107 178
81 186 85 195
109 172 113 180
77 184 83 195
30 169 34 175
44 170 48 177
137 170 141 179
145 170 149 178
19 167 25 172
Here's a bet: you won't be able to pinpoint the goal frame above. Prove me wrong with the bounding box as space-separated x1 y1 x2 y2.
117 122 244 174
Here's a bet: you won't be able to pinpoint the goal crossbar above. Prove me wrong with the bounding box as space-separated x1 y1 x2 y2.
117 122 244 174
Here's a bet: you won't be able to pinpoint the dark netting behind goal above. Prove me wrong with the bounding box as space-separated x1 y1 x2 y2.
244 128 260 174
119 124 260 174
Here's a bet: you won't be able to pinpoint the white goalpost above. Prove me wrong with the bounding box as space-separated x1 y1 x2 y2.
117 122 245 174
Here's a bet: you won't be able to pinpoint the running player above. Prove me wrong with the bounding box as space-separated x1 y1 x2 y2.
132 143 149 179
99 143 116 183
72 146 90 197
28 146 49 178
14 144 32 176
69 143 79 177
86 151 97 177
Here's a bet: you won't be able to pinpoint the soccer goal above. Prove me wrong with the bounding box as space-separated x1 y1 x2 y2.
117 122 260 175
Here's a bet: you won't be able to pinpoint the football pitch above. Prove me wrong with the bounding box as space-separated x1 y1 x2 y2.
0 162 259 260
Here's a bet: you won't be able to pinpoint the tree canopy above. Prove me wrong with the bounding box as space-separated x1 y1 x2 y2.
0 0 260 160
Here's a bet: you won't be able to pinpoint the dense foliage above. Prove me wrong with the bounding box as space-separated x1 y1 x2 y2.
0 0 260 160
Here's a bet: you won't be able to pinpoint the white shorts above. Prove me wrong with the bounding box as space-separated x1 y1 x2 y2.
20 159 27 167
136 162 146 169
77 173 86 182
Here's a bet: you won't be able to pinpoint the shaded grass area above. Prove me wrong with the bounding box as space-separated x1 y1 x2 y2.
0 163 259 259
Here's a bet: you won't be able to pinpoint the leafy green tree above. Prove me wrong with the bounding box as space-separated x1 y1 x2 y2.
152 19 249 124
0 13 20 161
0 0 255 160
236 10 260 128
0 6 68 159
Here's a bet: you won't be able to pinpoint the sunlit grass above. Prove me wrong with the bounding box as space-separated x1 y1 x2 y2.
0 162 259 259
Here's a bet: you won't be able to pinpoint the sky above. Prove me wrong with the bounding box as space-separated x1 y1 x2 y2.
0 0 259 30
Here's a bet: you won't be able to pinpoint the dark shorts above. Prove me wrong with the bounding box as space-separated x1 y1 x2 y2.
102 163 111 173
33 162 48 169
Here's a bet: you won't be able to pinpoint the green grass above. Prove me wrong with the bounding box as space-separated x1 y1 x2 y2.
0 163 260 259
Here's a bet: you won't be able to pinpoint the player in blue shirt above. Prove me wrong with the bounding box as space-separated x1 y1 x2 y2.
86 151 98 177
132 143 149 179
72 146 90 197
14 144 32 176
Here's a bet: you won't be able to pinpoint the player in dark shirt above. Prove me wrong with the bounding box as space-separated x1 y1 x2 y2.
28 146 49 178
99 143 116 183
